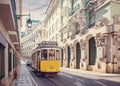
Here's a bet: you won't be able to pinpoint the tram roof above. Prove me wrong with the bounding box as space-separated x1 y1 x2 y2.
36 41 60 49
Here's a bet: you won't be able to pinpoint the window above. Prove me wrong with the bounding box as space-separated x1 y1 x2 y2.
61 0 63 9
61 16 63 25
61 32 63 42
56 50 60 60
49 50 55 60
71 0 74 10
89 9 95 28
67 29 70 38
0 44 5 80
75 23 80 34
41 50 47 60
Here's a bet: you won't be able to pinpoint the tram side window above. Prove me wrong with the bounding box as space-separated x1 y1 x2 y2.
37 51 41 60
49 50 55 60
56 50 60 60
32 53 36 62
41 50 47 60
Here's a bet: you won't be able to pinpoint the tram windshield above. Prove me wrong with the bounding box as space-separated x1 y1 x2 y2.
40 49 60 60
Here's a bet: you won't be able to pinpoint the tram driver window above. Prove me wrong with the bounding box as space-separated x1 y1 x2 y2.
41 50 47 60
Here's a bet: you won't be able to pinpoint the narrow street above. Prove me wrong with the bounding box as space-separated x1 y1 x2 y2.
27 65 120 86
1 0 120 86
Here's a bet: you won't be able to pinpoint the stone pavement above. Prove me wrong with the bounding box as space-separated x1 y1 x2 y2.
13 64 38 86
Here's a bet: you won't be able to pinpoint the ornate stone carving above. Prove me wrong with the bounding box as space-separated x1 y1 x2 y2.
87 1 94 11
80 27 86 35
112 32 120 45
112 15 120 24
95 18 109 28
80 39 86 50
95 34 106 47
70 44 74 52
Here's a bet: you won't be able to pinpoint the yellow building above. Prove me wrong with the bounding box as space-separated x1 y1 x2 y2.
0 0 22 85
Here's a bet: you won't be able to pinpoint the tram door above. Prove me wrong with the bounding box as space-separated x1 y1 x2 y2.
89 37 96 65
68 46 71 68
76 43 81 69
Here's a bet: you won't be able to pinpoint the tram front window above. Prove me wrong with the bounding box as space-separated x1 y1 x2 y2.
41 50 47 60
49 50 55 60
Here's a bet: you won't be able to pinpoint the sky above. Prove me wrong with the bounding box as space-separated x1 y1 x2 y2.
21 0 50 31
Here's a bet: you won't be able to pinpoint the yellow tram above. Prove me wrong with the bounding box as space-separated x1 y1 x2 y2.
31 41 60 76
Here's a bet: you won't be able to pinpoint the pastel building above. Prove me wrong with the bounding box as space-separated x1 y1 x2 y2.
0 0 22 85
45 0 120 73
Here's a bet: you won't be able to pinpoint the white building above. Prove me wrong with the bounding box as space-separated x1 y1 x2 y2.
45 0 120 73
20 22 45 58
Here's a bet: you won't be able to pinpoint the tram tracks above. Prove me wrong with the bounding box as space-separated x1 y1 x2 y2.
28 66 62 86
47 78 59 86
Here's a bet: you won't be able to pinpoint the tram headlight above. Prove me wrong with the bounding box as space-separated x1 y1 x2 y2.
50 65 54 69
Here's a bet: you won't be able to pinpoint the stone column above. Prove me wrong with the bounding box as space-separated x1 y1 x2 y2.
70 44 75 68
63 47 67 67
95 34 107 73
80 39 87 70
111 33 120 73
1 42 9 85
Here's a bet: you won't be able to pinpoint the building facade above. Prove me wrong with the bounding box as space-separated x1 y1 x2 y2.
20 22 45 59
45 0 120 73
0 0 22 85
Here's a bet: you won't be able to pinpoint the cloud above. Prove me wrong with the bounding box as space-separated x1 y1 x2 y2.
22 0 50 21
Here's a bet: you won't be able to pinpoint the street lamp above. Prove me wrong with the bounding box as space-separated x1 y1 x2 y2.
27 17 32 28
17 14 32 28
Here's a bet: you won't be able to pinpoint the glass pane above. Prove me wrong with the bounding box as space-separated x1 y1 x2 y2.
56 50 60 60
41 50 47 60
49 50 55 60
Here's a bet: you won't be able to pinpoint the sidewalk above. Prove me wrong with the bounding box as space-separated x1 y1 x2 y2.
13 64 38 86
61 67 120 76
61 67 120 82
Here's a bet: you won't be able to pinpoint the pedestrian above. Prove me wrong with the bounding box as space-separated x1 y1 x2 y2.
14 70 17 79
